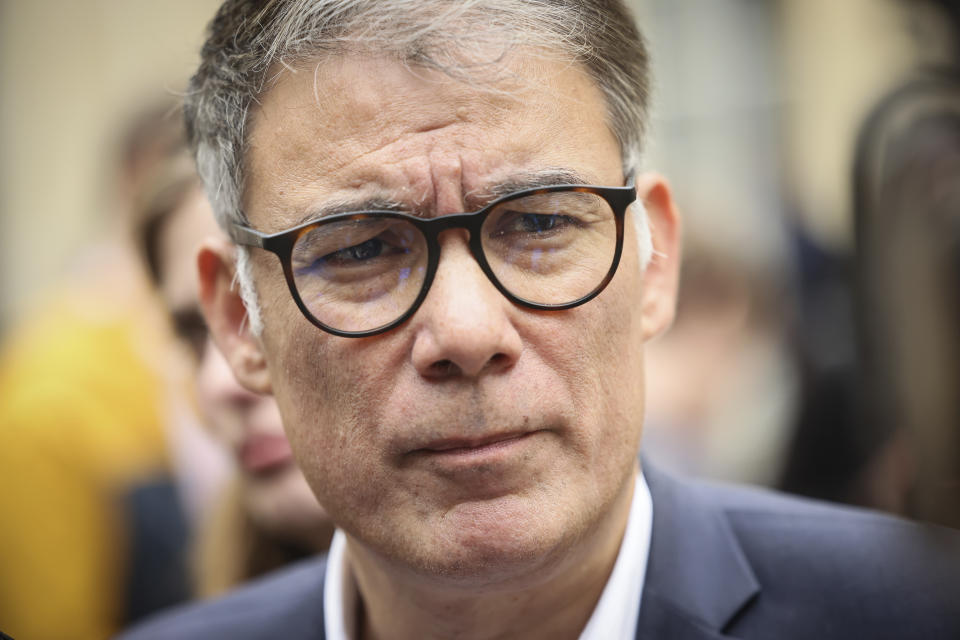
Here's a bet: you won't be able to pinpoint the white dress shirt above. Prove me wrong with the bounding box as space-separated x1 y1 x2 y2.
324 472 653 640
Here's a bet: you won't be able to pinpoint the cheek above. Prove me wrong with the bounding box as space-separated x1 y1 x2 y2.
250 255 340 427
601 247 647 420
561 252 646 460
263 323 351 451
265 335 361 512
258 305 405 512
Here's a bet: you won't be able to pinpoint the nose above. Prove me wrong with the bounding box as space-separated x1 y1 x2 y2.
410 231 523 379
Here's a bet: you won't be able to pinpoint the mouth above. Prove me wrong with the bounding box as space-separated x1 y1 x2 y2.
417 431 532 454
238 433 294 476
407 430 543 469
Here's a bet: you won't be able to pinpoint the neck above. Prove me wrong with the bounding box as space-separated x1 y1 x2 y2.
345 468 637 640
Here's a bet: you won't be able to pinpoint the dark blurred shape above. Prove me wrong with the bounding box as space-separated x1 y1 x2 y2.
853 62 960 528
122 480 191 625
781 1 960 529
778 232 866 503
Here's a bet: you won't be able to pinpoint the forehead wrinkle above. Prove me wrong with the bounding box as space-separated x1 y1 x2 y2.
246 52 622 232
262 114 473 216
306 58 494 145
322 125 456 188
245 123 439 229
287 56 528 181
256 52 553 163
290 165 605 226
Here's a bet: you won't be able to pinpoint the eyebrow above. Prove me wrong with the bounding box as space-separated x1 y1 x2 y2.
466 168 594 209
294 196 408 226
292 167 597 225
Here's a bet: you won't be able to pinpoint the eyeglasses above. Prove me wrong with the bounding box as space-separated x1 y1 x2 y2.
229 180 636 337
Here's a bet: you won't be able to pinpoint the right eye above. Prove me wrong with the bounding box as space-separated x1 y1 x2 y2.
292 219 422 281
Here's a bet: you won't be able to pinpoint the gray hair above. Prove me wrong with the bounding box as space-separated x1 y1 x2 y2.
185 0 652 333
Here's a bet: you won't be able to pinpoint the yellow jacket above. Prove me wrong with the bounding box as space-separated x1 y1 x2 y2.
0 288 173 640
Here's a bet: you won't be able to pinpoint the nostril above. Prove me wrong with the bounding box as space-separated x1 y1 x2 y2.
488 353 510 369
426 359 459 378
424 353 515 379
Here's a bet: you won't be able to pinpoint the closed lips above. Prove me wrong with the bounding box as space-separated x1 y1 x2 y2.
416 431 535 454
239 434 294 474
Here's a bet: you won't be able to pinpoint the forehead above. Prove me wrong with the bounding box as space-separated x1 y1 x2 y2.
242 51 622 231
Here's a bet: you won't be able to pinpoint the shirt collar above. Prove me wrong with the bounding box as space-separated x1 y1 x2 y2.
323 527 355 640
324 471 653 640
578 471 652 640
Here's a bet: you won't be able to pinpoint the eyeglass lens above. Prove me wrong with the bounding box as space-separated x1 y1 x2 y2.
289 190 618 334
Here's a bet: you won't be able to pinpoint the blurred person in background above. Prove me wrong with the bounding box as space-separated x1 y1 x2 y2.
643 236 797 486
850 0 960 528
0 101 195 639
193 344 335 596
0 98 331 640
780 0 960 529
134 146 334 597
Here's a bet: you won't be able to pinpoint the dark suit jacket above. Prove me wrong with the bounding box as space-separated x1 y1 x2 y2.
118 464 960 639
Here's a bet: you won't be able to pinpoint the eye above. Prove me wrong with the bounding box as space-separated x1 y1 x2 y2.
293 221 421 280
326 237 384 263
516 213 563 233
492 211 577 238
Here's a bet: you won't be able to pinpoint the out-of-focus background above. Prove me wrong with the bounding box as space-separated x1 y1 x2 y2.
0 0 222 325
1 0 958 638
635 0 958 527
0 0 935 327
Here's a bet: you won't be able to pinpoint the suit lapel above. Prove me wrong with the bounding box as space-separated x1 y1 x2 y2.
635 462 759 640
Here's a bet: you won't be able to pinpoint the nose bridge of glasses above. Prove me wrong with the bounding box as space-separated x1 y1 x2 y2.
421 208 486 235
419 208 490 264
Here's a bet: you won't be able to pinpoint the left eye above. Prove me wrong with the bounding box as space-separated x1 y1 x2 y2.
494 212 575 237
517 213 562 233
332 238 384 262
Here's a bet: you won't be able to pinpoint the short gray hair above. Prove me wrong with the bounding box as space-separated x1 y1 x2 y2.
185 0 649 229
184 0 652 333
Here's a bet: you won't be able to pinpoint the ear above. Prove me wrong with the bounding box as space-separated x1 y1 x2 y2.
197 237 272 394
635 172 682 341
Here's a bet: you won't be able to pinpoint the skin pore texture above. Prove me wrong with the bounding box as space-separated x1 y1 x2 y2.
200 50 679 640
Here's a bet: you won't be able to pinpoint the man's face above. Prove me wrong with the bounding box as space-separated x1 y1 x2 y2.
233 51 675 583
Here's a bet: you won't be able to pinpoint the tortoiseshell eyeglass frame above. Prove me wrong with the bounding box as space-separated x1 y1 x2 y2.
228 179 636 338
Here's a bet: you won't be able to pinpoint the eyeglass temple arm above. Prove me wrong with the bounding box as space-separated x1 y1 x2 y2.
228 223 266 248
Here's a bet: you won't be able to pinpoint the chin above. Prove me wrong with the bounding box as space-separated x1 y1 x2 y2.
374 493 586 589
421 537 576 591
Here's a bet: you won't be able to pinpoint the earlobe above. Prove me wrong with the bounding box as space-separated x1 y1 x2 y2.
197 237 273 394
634 173 682 341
